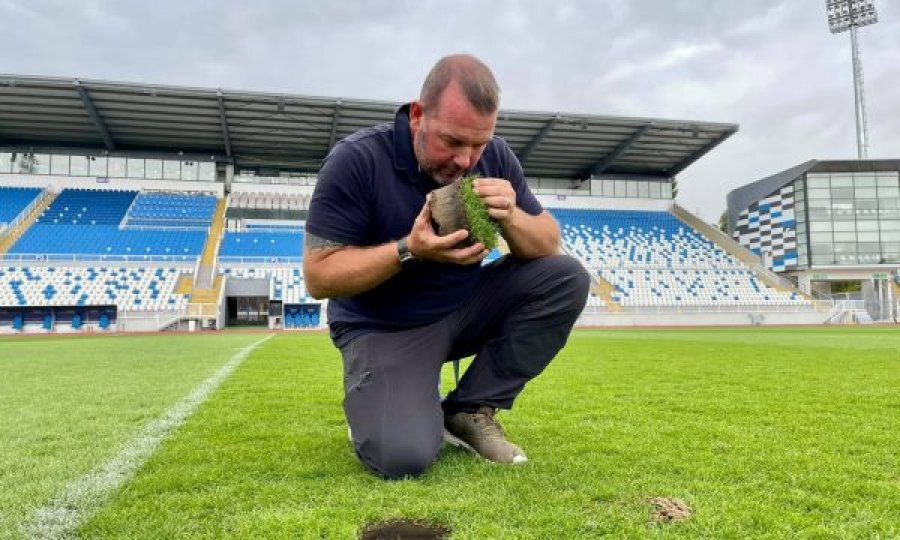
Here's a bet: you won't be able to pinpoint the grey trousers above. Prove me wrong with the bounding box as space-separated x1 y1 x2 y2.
339 254 590 479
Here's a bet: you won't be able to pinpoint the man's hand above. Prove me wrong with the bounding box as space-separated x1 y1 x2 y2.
473 177 517 222
407 195 488 265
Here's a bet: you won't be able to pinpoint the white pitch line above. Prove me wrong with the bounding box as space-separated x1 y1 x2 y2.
21 334 275 540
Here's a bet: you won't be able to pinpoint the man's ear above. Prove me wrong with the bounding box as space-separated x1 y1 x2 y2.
409 100 424 133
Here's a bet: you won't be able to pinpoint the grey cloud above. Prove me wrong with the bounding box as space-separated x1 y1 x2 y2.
1 0 897 221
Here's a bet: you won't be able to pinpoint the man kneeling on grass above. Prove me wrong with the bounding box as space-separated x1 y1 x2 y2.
303 53 589 479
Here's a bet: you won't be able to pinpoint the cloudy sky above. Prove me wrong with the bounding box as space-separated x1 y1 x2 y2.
2 0 897 221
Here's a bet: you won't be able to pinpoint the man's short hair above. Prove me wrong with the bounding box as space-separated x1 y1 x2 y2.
420 54 500 115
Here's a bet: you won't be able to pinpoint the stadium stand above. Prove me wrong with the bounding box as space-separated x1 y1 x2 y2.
553 208 812 309
0 186 43 227
218 230 303 262
221 266 310 304
8 189 208 260
229 191 309 210
0 266 188 311
123 192 217 228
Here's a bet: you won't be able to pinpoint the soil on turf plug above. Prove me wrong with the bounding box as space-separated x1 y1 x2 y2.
429 173 500 250
649 496 692 523
359 518 451 540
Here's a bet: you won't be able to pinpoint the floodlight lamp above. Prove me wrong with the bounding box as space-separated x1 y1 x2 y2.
826 0 878 34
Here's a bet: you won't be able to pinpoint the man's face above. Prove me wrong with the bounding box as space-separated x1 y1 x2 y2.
409 82 497 185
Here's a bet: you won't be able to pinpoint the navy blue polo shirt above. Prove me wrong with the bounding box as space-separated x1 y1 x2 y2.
306 104 543 347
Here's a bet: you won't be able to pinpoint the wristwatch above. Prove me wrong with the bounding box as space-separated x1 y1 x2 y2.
397 236 418 266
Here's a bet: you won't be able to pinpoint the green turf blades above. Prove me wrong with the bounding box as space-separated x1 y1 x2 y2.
460 174 500 251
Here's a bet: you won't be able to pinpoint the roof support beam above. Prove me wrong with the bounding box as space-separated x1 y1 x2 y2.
216 90 233 158
73 81 115 151
328 99 343 151
517 115 559 164
666 128 737 176
582 122 653 179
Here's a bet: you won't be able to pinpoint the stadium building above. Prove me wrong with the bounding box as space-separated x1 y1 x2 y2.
0 74 850 333
728 160 900 322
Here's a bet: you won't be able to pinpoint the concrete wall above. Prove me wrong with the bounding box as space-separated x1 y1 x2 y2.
576 310 828 327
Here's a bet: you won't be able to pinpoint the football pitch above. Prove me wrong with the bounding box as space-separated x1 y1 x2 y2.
1 328 898 539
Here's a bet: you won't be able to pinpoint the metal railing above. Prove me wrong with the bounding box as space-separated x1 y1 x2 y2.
0 253 201 263
217 256 301 264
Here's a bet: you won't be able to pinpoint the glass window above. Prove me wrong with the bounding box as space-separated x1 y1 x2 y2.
831 187 853 199
649 181 661 198
806 174 830 188
833 231 856 242
879 198 900 219
50 155 68 175
163 160 181 180
858 232 879 243
181 161 198 181
809 221 833 232
88 156 107 176
0 152 10 173
145 159 163 179
855 187 877 199
876 174 898 187
108 157 126 177
833 221 856 232
877 185 899 198
880 230 900 242
661 182 673 199
602 179 614 197
638 181 649 198
807 188 831 199
812 250 835 265
853 173 877 187
33 154 50 174
70 156 88 176
830 175 853 188
856 199 878 220
126 158 145 178
831 200 854 219
626 180 638 198
614 180 626 198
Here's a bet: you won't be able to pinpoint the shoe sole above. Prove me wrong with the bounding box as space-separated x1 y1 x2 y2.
442 428 476 453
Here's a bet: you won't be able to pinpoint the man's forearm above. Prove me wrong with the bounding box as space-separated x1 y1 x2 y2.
500 209 561 259
304 242 400 299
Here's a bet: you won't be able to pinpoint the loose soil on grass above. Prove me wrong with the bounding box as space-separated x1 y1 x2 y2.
649 496 692 523
359 518 451 539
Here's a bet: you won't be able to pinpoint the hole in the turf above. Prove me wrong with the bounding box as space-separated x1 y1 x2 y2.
649 496 692 523
360 519 451 540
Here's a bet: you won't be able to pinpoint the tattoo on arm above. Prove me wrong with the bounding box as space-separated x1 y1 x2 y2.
305 232 348 252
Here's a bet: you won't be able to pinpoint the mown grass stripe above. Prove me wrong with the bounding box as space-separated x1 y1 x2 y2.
21 334 274 540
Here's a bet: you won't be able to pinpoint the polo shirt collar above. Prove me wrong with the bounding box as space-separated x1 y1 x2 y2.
393 103 421 181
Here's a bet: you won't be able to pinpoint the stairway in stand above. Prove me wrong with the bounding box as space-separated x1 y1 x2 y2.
180 197 227 320
0 191 58 255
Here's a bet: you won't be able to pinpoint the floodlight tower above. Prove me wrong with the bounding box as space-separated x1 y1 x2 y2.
826 0 879 159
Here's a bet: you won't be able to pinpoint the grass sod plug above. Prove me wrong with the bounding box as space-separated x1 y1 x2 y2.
460 174 500 250
429 173 500 250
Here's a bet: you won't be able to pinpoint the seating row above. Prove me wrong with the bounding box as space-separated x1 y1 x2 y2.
0 186 43 224
0 266 189 311
550 208 811 309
